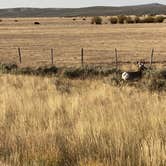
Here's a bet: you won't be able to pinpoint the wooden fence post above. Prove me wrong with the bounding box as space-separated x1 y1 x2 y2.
51 48 54 65
150 48 154 68
115 48 118 70
81 48 84 67
18 48 22 64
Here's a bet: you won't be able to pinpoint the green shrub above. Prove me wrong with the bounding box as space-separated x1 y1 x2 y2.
17 67 34 75
109 17 118 24
154 16 165 23
14 66 58 76
134 16 141 23
125 16 134 24
63 68 85 78
35 66 58 75
91 16 102 25
62 67 117 78
143 16 155 23
118 15 126 24
0 63 18 73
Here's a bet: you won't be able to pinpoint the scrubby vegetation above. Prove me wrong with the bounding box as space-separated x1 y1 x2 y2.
62 66 117 78
135 16 141 23
118 15 126 24
0 63 118 78
154 16 165 22
0 63 166 92
125 16 135 24
143 16 155 23
109 17 118 24
108 15 165 24
0 73 165 165
91 16 102 24
0 63 58 76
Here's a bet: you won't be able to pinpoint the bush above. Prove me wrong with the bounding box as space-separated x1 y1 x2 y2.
35 66 58 75
109 17 118 24
154 16 165 23
0 63 18 73
143 16 155 23
125 16 134 24
134 16 141 23
62 67 117 78
91 16 102 25
145 78 166 92
17 67 34 75
62 67 97 78
118 15 127 24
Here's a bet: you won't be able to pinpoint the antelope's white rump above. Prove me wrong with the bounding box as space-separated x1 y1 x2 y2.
122 72 129 80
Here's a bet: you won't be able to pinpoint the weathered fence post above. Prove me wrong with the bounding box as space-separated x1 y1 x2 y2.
18 48 22 64
115 48 118 70
51 48 54 65
150 48 154 68
81 48 84 67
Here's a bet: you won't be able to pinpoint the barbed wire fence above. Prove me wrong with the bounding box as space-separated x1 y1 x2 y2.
0 47 166 69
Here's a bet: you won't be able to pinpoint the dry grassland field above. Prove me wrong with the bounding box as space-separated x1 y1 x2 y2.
0 17 166 67
0 17 166 166
0 75 166 166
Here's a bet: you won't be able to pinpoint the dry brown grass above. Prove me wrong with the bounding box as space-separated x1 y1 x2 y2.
0 74 165 165
0 17 166 67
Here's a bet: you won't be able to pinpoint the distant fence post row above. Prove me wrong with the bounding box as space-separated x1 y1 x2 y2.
16 47 155 68
17 47 55 65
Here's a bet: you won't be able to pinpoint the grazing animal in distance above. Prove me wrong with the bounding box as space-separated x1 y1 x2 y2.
34 22 40 25
122 61 147 81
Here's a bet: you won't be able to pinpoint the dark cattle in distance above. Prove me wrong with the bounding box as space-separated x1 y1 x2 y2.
34 22 40 25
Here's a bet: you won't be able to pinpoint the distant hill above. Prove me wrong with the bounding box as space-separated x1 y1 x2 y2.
0 3 166 17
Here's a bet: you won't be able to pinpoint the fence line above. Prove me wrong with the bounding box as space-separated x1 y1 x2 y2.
18 48 22 64
51 48 54 65
0 47 166 68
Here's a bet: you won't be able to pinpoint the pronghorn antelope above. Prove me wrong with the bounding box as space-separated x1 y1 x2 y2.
122 61 147 81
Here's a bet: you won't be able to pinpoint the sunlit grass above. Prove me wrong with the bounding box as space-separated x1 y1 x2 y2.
0 74 165 166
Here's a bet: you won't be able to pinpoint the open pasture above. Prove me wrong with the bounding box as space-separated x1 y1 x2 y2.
0 17 166 68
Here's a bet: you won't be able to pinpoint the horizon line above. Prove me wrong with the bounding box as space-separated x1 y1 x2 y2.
0 2 165 9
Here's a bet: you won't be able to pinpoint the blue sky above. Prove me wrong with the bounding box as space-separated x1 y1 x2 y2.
0 0 166 8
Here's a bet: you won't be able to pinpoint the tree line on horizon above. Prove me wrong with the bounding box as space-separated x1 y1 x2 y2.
91 15 166 24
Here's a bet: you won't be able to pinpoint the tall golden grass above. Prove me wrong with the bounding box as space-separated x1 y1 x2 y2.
0 74 165 166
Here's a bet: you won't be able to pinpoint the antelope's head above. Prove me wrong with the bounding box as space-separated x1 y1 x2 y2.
137 61 147 71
